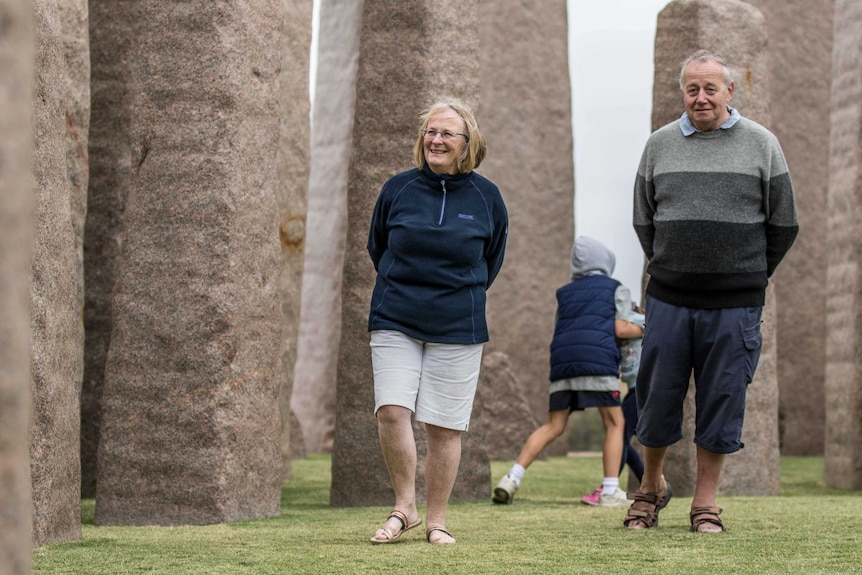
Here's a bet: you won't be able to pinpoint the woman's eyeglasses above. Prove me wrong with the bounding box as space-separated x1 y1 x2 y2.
422 129 468 142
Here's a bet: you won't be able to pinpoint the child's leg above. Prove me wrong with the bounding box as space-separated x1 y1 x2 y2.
598 405 625 479
515 409 570 469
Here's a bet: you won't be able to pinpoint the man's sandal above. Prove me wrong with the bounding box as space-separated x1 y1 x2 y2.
426 523 456 545
369 510 421 544
623 480 673 529
690 506 724 533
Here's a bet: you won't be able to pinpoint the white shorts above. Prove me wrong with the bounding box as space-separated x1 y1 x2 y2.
370 330 484 431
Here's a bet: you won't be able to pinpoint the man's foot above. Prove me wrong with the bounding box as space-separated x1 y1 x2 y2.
492 475 518 504
623 478 672 530
580 486 603 506
597 488 629 507
690 507 724 533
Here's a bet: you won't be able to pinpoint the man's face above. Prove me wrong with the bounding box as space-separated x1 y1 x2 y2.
682 60 734 132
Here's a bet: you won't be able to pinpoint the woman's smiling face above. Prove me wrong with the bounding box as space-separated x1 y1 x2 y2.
423 108 468 175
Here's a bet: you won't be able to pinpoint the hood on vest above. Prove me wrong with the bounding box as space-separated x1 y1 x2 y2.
570 236 615 280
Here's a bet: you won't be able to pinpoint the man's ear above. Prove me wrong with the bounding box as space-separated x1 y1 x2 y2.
727 81 735 100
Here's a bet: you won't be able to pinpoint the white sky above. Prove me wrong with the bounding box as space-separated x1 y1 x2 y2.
309 0 672 305
568 0 670 305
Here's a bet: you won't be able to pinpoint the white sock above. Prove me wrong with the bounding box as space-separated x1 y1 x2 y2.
602 477 620 495
508 464 526 485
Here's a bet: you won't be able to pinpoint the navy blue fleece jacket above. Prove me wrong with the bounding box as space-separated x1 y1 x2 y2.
367 166 508 344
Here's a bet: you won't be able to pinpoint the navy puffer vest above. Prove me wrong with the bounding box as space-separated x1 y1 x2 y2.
549 275 620 382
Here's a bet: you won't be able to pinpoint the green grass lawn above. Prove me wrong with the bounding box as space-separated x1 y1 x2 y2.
34 455 861 574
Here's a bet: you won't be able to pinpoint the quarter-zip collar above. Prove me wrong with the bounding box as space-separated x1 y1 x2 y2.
420 165 472 191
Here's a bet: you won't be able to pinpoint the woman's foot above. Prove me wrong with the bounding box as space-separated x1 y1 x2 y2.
426 524 456 545
370 510 421 544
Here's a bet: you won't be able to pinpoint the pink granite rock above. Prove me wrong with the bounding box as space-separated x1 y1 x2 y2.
276 0 313 480
745 0 835 456
0 0 35 569
478 0 575 454
80 0 135 498
95 1 284 525
30 0 83 547
823 0 862 491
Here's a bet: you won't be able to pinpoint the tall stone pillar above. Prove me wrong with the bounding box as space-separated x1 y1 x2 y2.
276 0 313 480
650 0 780 496
290 0 363 455
477 0 575 453
0 1 34 570
59 0 89 418
745 0 835 456
81 0 134 499
330 0 488 507
30 0 83 547
823 0 862 491
94 1 285 525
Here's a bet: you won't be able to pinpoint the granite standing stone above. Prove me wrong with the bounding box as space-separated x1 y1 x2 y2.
276 0 313 480
823 0 862 491
94 1 284 525
650 0 781 496
0 1 34 570
475 352 542 461
478 0 575 453
59 0 89 418
330 0 488 507
745 0 835 456
291 0 362 455
30 0 84 547
80 0 135 498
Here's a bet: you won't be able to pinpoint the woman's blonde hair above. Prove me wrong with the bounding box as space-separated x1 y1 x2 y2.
413 97 487 174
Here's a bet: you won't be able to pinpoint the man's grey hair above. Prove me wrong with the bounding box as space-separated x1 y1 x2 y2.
678 49 733 89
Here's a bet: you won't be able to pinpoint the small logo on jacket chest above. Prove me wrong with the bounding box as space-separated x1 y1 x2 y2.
457 213 475 220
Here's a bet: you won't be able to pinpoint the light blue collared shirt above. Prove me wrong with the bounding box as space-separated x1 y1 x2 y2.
679 105 740 136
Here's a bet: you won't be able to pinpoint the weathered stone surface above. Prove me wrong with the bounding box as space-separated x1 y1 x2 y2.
94 1 284 525
478 0 575 455
59 2 89 428
290 0 362 456
80 0 135 498
823 0 862 491
276 0 313 480
476 351 542 461
330 0 489 507
0 0 34 570
30 0 84 547
746 0 834 456
651 0 780 496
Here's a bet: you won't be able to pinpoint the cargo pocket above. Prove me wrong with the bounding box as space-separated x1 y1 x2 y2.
743 324 763 384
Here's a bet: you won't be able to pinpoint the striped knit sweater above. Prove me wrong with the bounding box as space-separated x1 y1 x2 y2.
633 117 798 309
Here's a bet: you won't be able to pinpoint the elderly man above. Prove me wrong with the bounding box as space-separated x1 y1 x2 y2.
628 49 798 533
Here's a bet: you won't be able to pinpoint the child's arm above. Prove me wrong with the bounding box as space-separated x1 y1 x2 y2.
615 319 644 339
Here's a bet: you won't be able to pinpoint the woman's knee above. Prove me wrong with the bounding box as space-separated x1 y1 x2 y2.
376 404 412 426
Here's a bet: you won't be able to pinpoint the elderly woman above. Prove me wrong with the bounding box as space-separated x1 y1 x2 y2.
367 98 508 545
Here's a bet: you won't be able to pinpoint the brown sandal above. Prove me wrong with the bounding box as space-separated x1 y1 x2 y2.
623 480 673 529
690 506 724 533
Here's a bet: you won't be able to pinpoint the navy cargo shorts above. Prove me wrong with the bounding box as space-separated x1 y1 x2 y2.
635 295 763 454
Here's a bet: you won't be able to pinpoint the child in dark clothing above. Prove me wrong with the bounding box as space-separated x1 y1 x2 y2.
581 306 645 505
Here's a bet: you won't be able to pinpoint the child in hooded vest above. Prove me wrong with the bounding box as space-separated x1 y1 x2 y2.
492 236 645 507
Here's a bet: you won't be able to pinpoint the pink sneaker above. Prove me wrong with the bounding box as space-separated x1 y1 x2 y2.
581 486 603 506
